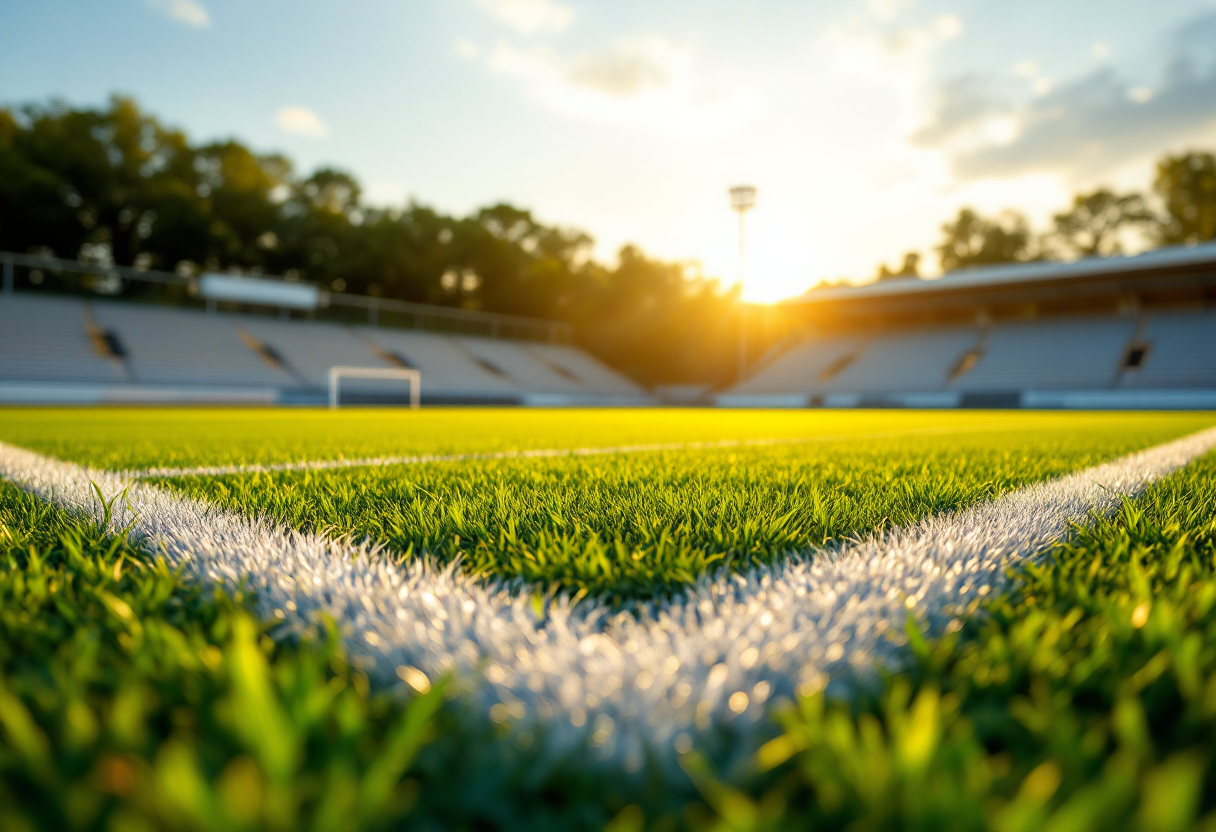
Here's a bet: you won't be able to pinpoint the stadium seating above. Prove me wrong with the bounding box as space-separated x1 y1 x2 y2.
356 328 522 398
0 294 646 404
724 307 1216 407
729 333 864 395
817 326 980 393
90 303 293 388
0 295 126 384
1122 309 1216 389
954 316 1135 391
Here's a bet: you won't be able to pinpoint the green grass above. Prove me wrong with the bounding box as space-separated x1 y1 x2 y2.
0 408 1208 471
0 483 659 832
688 450 1216 832
0 481 450 832
150 413 1213 602
3 408 1216 830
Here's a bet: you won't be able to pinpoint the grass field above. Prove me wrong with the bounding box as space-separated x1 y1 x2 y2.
1 407 1215 831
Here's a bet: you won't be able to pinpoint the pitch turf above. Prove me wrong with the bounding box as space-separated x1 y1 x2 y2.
2 408 1212 603
1 407 1215 831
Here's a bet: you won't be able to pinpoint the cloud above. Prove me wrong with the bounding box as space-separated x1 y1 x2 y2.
486 35 760 137
476 0 573 34
873 13 963 56
454 37 480 60
147 0 210 28
915 10 1216 179
275 106 329 138
1012 61 1038 78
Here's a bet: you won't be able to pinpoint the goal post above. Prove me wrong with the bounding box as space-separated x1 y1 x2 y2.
328 366 421 409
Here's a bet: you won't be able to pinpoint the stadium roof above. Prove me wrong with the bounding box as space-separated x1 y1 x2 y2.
790 241 1216 305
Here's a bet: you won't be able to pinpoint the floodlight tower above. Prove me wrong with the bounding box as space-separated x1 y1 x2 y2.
729 185 757 382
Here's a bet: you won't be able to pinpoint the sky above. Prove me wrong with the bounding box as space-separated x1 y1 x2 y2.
3 0 1216 301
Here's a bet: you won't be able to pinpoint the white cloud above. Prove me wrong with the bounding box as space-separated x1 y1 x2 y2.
1012 60 1038 78
147 0 210 28
275 106 329 138
1092 43 1111 60
486 35 760 138
454 37 480 60
914 8 1216 181
476 0 573 34
933 14 963 40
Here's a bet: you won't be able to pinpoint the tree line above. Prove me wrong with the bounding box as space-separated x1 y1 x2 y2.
875 150 1216 279
0 96 762 388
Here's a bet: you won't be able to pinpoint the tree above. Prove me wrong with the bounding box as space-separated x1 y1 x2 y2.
875 251 920 281
0 95 791 387
0 96 203 267
936 208 1033 272
1047 188 1155 258
1154 151 1216 245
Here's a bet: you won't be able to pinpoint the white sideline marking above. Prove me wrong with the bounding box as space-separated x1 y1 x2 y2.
2 427 1215 773
128 424 1009 479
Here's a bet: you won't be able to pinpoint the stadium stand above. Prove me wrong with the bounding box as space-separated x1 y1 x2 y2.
1122 309 1216 390
954 316 1135 392
0 295 127 385
819 326 981 394
89 303 294 389
3 243 1213 409
0 292 647 405
721 241 1216 409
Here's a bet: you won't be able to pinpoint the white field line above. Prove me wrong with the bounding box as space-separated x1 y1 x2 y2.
126 424 1012 479
2 427 1215 774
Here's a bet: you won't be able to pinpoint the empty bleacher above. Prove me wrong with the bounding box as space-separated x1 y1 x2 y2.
0 294 646 404
730 334 864 396
90 303 294 388
0 295 126 384
955 316 1135 391
455 336 585 395
817 326 980 393
1122 309 1216 389
357 328 522 399
724 307 1216 408
529 342 643 396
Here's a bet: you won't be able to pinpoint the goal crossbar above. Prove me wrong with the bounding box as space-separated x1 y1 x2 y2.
328 366 420 409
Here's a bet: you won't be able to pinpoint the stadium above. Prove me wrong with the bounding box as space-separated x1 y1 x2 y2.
3 3 1216 831
3 239 1215 408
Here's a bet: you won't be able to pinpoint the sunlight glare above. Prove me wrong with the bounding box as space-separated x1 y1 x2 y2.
701 203 822 303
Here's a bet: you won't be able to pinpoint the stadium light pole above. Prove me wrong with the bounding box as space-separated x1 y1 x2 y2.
729 185 757 382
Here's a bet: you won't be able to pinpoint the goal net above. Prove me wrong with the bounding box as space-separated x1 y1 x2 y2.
328 366 421 409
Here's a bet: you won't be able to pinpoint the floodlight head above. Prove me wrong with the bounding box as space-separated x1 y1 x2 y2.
729 185 757 211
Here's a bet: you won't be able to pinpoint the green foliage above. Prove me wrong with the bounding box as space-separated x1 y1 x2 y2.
936 208 1035 272
1047 188 1156 258
696 451 1216 831
0 482 454 831
1154 151 1216 246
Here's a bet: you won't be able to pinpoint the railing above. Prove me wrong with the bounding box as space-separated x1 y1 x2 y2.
0 251 573 343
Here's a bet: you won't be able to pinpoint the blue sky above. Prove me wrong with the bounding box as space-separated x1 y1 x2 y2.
3 0 1216 300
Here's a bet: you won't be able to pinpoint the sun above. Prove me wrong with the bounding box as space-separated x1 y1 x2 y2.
701 203 822 304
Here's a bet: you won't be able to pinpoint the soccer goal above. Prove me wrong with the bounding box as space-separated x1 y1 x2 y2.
328 366 421 409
